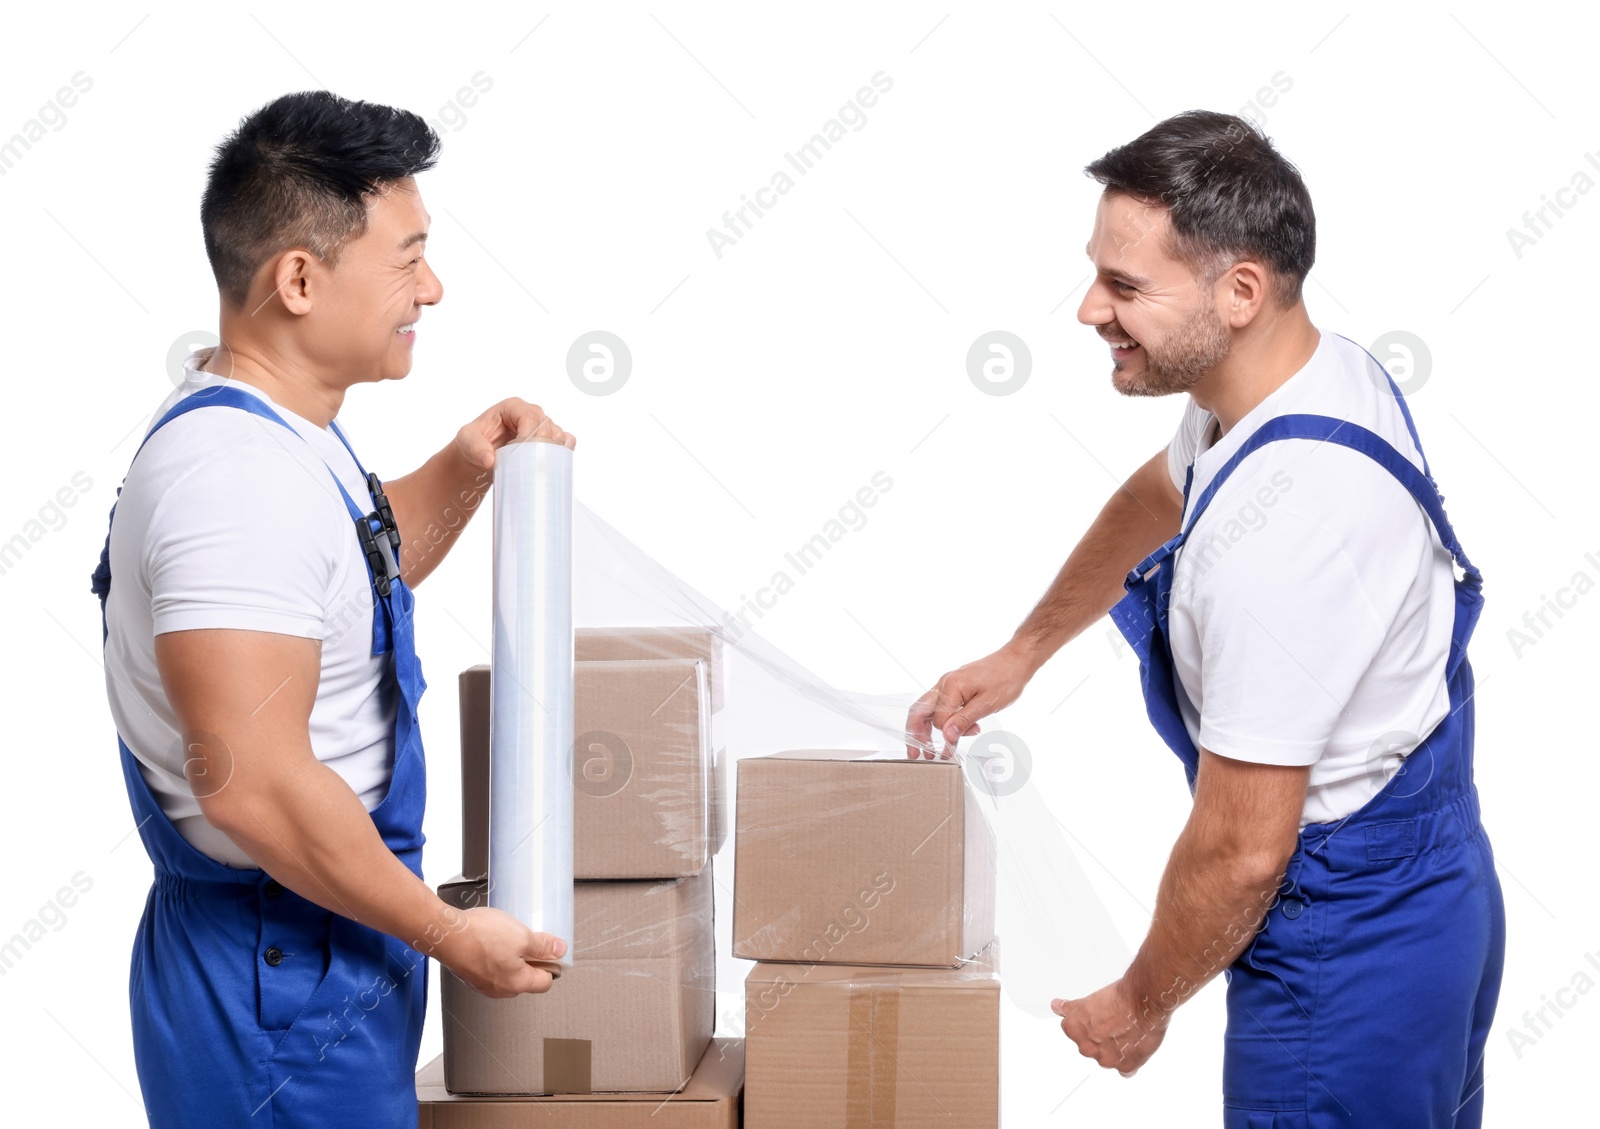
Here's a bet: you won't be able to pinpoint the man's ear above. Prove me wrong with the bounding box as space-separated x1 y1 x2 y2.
1218 260 1271 328
263 249 317 315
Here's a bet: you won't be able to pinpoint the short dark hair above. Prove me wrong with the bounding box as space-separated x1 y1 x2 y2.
1084 110 1315 308
200 91 441 307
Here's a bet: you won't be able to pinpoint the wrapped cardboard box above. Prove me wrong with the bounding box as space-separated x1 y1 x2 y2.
459 649 726 880
573 626 728 872
417 1038 744 1129
571 658 717 879
574 626 725 713
743 946 1000 1128
732 751 997 967
438 868 715 1094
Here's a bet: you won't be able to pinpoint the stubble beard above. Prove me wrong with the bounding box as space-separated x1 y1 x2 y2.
1111 302 1232 398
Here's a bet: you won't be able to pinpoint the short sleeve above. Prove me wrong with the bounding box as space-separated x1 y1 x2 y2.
1167 398 1213 494
144 443 343 638
1181 503 1391 766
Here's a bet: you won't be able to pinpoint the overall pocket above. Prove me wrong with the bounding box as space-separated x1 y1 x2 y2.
256 892 334 1033
1222 885 1317 1121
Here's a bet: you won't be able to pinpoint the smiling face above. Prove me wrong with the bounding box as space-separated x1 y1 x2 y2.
1077 191 1232 398
297 177 442 384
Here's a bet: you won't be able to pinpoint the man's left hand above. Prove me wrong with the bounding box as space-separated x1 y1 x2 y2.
1051 979 1169 1076
454 397 576 471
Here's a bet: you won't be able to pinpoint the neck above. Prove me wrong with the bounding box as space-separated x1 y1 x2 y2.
199 334 344 428
1189 307 1320 437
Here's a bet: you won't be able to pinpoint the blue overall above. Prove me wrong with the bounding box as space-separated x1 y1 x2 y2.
90 385 430 1128
1108 387 1506 1126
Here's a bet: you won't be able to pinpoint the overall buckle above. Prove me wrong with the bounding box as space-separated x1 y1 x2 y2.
355 514 393 598
366 472 402 551
355 472 402 598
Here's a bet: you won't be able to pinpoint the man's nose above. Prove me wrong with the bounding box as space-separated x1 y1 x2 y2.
417 258 444 305
1077 279 1112 326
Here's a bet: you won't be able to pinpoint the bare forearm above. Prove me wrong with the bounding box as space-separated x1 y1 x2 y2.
384 443 493 587
1120 752 1306 1032
1123 826 1284 1020
1011 449 1181 668
205 758 462 955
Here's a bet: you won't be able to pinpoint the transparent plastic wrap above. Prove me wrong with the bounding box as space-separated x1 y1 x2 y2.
459 649 719 882
743 942 1000 1128
560 501 1130 1016
416 1039 744 1126
487 437 574 973
438 865 717 1095
731 748 995 968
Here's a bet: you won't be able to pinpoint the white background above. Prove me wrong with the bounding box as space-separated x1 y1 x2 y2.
1 1 1595 1124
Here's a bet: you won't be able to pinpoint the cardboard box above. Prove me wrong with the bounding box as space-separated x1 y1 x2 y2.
743 946 1000 1128
438 869 715 1094
459 652 727 880
574 626 725 714
571 659 719 879
417 1038 744 1129
573 626 727 866
732 751 996 968
458 667 492 879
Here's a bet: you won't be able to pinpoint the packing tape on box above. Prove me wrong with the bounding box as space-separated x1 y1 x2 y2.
543 1038 592 1094
845 986 900 1127
488 437 575 968
567 500 1131 1013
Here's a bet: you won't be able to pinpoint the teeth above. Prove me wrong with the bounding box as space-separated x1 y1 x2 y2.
397 325 415 334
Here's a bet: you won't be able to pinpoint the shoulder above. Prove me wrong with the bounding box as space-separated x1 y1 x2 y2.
1296 332 1430 468
1182 439 1438 624
1198 330 1436 532
137 416 349 545
1166 397 1215 491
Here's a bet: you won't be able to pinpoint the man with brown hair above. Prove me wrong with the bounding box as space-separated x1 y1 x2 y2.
909 111 1503 1127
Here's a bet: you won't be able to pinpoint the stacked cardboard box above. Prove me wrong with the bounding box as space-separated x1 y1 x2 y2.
734 750 1002 1128
428 628 729 1119
458 627 727 881
416 1039 743 1129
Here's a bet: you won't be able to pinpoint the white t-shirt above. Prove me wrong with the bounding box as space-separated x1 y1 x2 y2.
1163 328 1455 827
103 348 398 868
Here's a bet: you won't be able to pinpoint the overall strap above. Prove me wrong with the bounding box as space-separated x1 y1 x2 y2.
1183 413 1480 590
328 419 368 478
132 386 372 522
1334 331 1434 484
92 386 299 613
93 384 395 652
136 385 296 457
1120 462 1193 589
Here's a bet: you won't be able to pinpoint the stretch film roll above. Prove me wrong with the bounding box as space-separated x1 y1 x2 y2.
488 437 575 973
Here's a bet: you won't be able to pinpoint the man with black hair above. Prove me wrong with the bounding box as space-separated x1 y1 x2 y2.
93 90 572 1128
909 110 1503 1126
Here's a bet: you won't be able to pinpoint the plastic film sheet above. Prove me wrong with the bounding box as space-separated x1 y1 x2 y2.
567 500 1131 1016
488 437 575 967
458 648 721 882
730 749 995 969
743 945 1001 1127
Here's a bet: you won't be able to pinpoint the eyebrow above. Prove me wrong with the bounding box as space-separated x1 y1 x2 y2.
399 214 433 251
1085 241 1152 288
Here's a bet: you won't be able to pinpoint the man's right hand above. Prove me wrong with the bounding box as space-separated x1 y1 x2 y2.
433 905 567 998
905 642 1039 759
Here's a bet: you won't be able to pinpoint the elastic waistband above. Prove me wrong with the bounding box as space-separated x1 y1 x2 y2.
150 846 423 895
1299 789 1484 873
